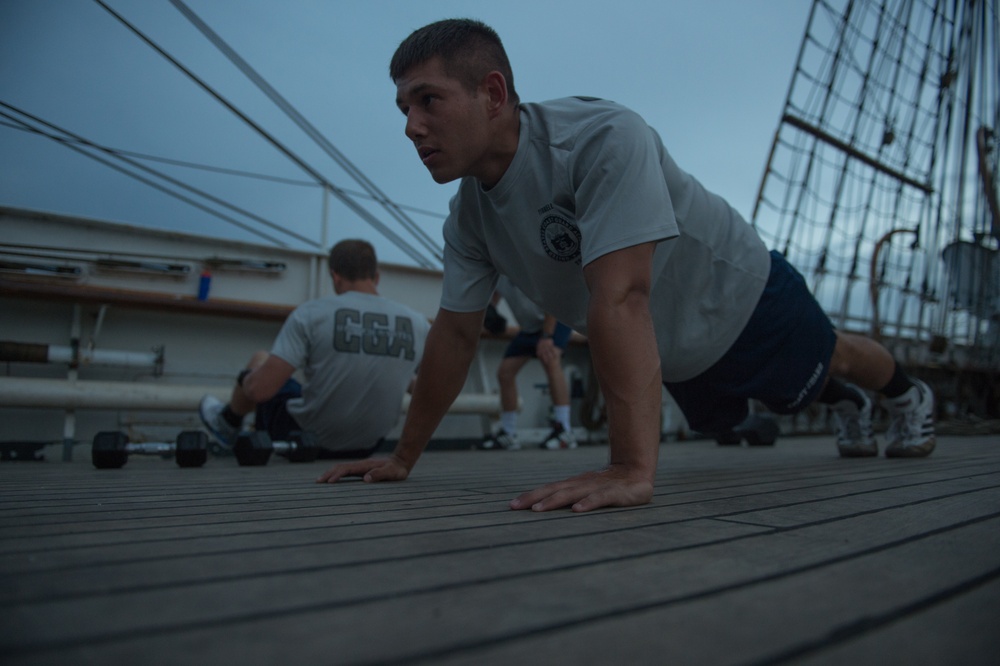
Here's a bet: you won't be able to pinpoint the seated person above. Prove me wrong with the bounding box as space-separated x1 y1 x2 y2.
200 239 429 458
481 276 576 450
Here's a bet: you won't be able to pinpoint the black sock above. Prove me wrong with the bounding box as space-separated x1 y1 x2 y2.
818 378 865 407
879 363 915 399
221 405 244 427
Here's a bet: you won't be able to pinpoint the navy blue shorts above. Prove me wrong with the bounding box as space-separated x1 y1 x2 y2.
254 378 384 459
254 378 303 440
504 322 572 358
664 251 836 434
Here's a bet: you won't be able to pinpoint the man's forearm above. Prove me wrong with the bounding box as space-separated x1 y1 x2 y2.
586 295 662 481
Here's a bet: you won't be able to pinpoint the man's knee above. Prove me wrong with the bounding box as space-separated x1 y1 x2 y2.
539 354 562 374
497 359 520 384
830 331 894 387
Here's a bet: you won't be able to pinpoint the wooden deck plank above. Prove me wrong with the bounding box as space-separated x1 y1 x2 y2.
3 471 997 607
798 578 1000 666
6 501 996 663
1 435 997 665
426 521 1000 666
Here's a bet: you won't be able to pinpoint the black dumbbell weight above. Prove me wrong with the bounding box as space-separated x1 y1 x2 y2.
233 431 320 466
92 430 209 469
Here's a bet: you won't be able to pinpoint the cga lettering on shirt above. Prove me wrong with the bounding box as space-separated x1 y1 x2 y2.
333 309 417 360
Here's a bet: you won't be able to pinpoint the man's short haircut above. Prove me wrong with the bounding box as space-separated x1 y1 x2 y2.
328 239 378 281
389 18 519 105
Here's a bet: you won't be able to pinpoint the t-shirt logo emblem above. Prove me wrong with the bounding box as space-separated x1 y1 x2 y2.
540 216 581 262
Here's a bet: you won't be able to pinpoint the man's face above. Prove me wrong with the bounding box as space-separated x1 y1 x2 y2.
395 57 492 184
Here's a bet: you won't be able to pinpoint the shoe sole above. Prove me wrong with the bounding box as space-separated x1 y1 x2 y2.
837 445 878 458
885 438 936 458
541 441 577 450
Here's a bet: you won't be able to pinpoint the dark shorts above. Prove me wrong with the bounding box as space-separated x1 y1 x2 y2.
504 322 572 358
664 250 836 434
255 379 383 459
254 378 304 440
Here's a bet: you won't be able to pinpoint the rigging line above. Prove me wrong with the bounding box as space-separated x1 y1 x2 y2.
95 150 319 187
167 0 444 263
0 119 316 187
0 110 289 248
2 119 449 219
168 0 441 251
0 100 319 249
335 191 446 220
168 0 443 261
91 0 436 269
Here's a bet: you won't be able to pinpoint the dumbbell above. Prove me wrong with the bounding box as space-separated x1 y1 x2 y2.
92 430 209 469
233 431 320 466
715 414 779 447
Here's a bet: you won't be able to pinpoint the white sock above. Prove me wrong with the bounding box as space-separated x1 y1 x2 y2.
553 405 571 431
500 411 518 435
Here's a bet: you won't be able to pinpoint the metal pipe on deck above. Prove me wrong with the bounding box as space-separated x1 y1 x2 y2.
0 341 162 369
0 377 503 414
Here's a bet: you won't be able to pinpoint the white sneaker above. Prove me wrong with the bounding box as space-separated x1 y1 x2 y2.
479 429 520 451
884 379 936 458
199 394 237 448
831 386 878 457
540 423 577 450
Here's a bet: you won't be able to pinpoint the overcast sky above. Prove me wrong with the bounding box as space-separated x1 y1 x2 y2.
0 0 812 267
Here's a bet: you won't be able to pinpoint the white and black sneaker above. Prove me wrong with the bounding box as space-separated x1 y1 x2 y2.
198 394 237 449
831 386 878 457
540 423 577 450
884 378 936 458
478 429 520 451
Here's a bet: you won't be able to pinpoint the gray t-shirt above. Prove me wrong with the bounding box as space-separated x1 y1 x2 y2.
496 275 546 332
270 290 429 450
441 97 770 382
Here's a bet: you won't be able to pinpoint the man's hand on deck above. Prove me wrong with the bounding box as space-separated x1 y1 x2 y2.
508 464 654 512
316 455 410 484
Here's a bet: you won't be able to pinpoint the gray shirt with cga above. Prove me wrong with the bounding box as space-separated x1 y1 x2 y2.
270 290 429 450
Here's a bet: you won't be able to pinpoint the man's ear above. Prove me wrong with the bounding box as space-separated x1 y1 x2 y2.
482 71 509 118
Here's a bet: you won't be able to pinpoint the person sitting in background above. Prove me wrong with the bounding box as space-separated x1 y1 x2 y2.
200 239 429 459
481 275 576 450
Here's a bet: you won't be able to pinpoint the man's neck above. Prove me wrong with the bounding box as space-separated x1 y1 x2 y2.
334 279 378 296
479 105 521 190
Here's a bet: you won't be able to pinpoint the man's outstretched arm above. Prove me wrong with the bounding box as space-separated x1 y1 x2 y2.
510 241 662 511
317 307 484 484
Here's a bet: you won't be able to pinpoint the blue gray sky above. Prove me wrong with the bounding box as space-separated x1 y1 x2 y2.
1 0 811 267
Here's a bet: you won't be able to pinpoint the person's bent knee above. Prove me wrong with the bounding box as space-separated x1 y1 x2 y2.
538 353 562 373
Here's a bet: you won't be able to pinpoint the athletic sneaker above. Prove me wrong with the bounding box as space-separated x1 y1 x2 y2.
540 423 578 450
884 378 936 458
831 386 878 457
199 394 237 448
479 429 520 451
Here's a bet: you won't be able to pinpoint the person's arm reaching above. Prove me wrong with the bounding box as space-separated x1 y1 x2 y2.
509 241 662 511
239 355 295 404
317 307 485 484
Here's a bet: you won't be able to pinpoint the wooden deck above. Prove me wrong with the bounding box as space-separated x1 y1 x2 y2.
2 434 998 665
